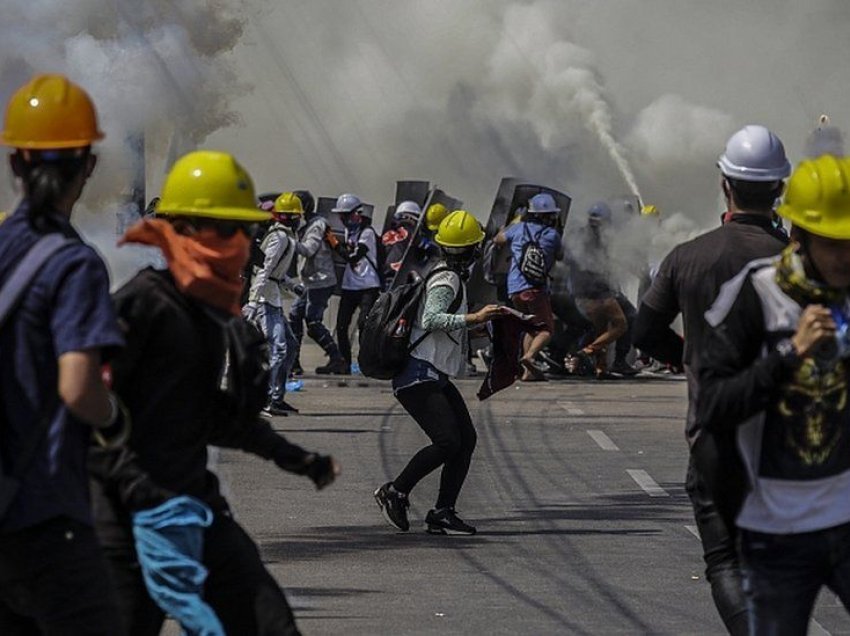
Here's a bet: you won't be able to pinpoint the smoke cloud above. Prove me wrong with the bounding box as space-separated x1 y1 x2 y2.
2 0 848 290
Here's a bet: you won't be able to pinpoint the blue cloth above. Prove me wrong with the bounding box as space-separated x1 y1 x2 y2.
132 496 223 636
503 221 561 295
0 203 124 532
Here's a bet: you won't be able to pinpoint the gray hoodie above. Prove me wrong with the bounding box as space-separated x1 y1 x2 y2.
296 216 337 290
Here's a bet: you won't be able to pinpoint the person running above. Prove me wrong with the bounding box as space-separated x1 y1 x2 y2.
494 192 563 381
288 190 347 376
0 74 127 634
244 192 303 415
634 124 791 635
91 150 339 636
329 193 382 373
698 154 850 634
374 210 502 535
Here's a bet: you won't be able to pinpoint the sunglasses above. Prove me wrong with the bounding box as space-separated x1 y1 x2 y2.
169 216 260 239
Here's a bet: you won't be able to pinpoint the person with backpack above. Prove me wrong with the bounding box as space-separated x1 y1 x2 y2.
374 210 502 536
244 192 304 416
288 190 346 376
92 150 339 636
329 193 382 373
493 193 563 381
0 74 130 634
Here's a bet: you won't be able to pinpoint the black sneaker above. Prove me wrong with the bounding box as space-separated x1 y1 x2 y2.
425 507 476 535
374 482 410 532
316 358 350 375
290 361 304 377
610 359 640 377
276 400 299 414
262 403 289 417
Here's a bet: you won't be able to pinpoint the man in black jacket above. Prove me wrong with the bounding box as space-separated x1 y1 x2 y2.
91 151 339 636
633 125 791 635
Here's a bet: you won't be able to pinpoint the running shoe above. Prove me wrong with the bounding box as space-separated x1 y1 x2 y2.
425 507 477 535
610 359 640 377
374 482 410 532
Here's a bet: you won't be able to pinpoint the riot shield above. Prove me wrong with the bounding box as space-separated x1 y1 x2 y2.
389 187 462 289
383 180 432 233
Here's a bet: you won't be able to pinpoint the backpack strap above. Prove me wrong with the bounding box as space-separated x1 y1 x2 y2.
408 266 464 351
0 234 75 481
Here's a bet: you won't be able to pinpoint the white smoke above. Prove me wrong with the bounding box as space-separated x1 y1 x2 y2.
0 0 247 286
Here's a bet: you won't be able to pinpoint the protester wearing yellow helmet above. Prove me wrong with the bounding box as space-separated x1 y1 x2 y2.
698 154 850 634
375 210 503 536
95 150 339 635
0 74 128 633
244 191 305 415
425 202 449 232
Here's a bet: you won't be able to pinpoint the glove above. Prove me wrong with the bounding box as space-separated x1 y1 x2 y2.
93 393 131 449
293 284 306 297
303 454 337 490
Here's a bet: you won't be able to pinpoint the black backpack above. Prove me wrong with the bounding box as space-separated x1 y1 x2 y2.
519 223 549 287
240 221 276 305
358 266 462 380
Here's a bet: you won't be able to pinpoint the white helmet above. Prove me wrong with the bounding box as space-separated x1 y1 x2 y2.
528 192 560 214
394 200 422 220
718 125 791 182
332 193 363 213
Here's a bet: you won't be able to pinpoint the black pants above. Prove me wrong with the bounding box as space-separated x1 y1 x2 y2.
0 516 124 635
686 432 749 636
614 293 636 360
394 380 477 509
105 512 300 636
336 288 379 366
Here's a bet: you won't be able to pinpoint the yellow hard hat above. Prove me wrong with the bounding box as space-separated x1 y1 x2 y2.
777 155 850 240
435 210 485 247
274 192 304 214
1 74 104 149
156 150 271 222
425 202 449 231
640 204 659 217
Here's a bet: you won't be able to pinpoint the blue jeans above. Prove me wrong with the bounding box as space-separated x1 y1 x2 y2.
247 303 297 403
741 521 850 635
288 287 338 357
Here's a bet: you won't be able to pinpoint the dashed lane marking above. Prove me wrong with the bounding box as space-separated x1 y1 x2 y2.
587 430 619 451
557 401 585 416
685 525 700 540
626 469 669 497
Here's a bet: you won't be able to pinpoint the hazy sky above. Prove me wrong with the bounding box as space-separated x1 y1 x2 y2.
1 0 848 282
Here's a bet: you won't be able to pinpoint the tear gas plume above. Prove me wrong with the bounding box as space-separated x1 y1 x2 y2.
0 0 246 286
3 1 850 295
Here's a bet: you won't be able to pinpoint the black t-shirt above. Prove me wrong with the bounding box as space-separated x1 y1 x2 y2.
641 215 788 369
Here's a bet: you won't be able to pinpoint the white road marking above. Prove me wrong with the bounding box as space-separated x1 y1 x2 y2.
557 401 585 415
685 525 700 540
626 469 669 497
587 430 619 451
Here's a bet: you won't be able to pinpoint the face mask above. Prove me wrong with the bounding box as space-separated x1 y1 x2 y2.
120 218 249 316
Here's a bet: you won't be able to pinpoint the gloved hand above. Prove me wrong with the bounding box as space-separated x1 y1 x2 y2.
93 393 131 449
292 284 306 297
303 454 339 490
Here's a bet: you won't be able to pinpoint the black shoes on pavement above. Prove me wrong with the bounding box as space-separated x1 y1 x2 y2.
374 484 476 535
610 358 640 377
374 482 410 532
316 358 349 375
426 507 477 535
263 400 299 416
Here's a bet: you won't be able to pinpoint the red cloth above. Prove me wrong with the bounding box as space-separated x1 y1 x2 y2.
477 309 545 401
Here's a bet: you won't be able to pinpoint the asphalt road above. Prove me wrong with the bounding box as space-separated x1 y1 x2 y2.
198 354 849 635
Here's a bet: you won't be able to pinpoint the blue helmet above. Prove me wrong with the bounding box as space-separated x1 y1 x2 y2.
528 192 560 214
587 201 612 225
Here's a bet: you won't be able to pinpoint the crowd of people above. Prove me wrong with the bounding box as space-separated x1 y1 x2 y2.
1 72 850 636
